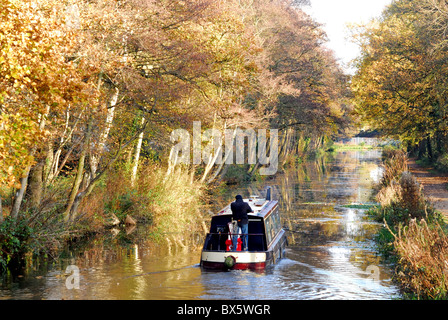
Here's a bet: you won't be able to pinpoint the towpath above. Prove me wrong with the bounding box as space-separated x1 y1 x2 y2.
407 158 448 218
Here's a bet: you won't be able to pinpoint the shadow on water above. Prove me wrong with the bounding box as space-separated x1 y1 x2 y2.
0 141 401 300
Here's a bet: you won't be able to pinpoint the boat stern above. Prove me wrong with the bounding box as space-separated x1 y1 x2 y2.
200 251 267 271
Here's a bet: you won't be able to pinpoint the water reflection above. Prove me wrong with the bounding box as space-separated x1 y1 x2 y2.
210 148 401 300
0 146 401 300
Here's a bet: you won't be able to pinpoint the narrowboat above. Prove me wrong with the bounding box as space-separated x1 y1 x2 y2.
200 187 287 271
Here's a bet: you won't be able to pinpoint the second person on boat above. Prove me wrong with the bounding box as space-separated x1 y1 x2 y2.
230 195 253 251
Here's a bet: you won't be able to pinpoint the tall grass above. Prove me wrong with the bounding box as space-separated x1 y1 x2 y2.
80 163 208 241
0 162 208 270
392 219 448 299
138 165 207 236
380 146 408 188
374 147 433 224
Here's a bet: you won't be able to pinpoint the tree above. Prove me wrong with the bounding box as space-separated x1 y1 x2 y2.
0 0 353 232
352 0 448 152
0 0 93 219
252 0 351 157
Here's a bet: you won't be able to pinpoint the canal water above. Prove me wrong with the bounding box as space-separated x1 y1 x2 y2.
0 146 401 300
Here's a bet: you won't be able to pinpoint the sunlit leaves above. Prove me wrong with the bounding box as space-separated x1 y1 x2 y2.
0 112 40 189
0 0 91 188
351 0 448 145
0 0 352 210
256 1 350 136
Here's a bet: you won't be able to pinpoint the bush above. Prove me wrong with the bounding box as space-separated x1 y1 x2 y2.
376 171 429 224
380 147 408 188
0 217 34 270
435 153 448 173
382 144 401 160
375 224 397 259
222 165 252 184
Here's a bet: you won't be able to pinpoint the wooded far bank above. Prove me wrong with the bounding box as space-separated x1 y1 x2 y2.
0 0 352 267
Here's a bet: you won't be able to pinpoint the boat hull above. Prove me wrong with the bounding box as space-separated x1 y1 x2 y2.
200 229 287 271
201 251 268 271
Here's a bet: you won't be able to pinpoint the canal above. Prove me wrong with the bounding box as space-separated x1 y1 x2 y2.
0 145 401 300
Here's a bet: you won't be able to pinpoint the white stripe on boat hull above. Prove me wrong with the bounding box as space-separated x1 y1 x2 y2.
201 251 267 264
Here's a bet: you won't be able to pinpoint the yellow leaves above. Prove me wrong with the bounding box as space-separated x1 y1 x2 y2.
0 0 95 188
0 112 39 188
352 0 448 144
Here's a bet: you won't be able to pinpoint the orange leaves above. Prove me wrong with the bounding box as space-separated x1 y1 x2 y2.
255 0 349 135
0 0 352 192
0 0 96 188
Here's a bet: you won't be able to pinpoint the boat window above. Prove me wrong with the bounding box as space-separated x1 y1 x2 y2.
273 210 281 235
266 215 277 245
265 217 272 245
272 213 277 236
265 208 282 245
270 217 275 242
247 219 266 251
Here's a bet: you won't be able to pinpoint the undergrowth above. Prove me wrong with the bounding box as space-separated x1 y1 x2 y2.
79 163 209 243
1 162 209 270
369 146 448 299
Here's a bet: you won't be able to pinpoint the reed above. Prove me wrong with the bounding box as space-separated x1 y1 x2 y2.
80 163 208 239
375 171 429 226
392 219 448 299
379 147 408 188
139 165 207 236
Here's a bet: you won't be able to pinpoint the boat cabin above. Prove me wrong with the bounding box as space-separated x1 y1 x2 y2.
203 197 282 253
201 187 287 270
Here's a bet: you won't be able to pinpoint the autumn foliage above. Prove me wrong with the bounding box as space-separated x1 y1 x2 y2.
0 0 351 258
352 0 448 160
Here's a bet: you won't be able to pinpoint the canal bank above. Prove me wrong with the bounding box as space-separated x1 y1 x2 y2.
368 148 448 299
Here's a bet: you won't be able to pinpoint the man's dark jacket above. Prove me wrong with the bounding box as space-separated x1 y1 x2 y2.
231 197 253 226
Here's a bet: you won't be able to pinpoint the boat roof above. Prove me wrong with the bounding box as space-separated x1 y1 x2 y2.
216 196 277 218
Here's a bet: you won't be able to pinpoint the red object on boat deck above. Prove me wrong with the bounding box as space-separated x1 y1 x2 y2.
225 236 233 251
236 237 242 251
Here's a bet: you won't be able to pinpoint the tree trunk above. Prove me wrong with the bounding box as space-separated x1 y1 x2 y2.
277 129 288 163
64 119 92 222
49 137 81 184
436 131 443 157
10 174 29 220
281 128 292 166
43 139 54 186
28 161 44 210
68 119 148 220
131 115 145 186
90 87 119 177
47 105 84 183
200 136 224 184
427 136 433 160
0 195 3 224
203 124 237 184
418 140 425 159
10 106 50 220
